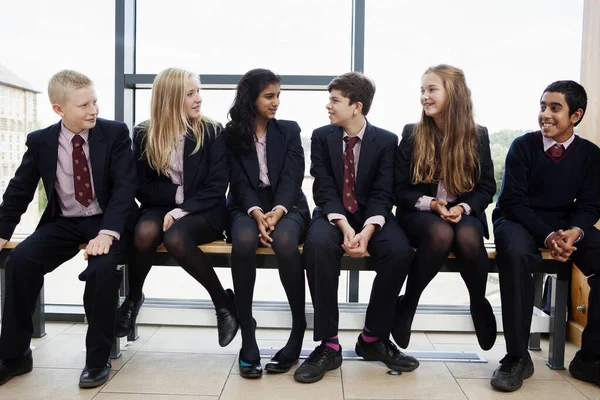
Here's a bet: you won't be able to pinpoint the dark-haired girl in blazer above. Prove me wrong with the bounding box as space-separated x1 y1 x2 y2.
225 68 310 378
115 68 239 347
394 64 497 351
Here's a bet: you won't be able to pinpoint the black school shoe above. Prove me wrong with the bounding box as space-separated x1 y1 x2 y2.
294 344 342 383
265 348 299 373
470 298 497 351
569 350 600 386
216 289 239 347
0 348 33 386
238 349 263 379
355 334 419 372
79 361 111 388
391 295 415 349
115 293 145 338
490 354 534 392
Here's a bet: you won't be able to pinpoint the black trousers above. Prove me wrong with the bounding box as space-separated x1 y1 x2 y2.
303 212 413 341
495 219 600 357
0 215 129 367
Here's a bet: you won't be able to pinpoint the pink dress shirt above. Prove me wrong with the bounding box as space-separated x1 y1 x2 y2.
247 132 287 216
56 124 119 239
167 133 189 220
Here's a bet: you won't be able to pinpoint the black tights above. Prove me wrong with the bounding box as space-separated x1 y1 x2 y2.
400 212 490 312
230 213 306 362
128 208 231 310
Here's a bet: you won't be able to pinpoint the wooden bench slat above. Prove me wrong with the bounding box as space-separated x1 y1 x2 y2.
4 240 555 260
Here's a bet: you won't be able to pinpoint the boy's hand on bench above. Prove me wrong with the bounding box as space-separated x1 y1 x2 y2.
0 238 7 251
83 234 114 260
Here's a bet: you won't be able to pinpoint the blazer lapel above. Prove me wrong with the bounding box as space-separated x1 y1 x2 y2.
183 133 202 196
327 126 344 193
41 122 60 198
356 122 376 191
241 145 260 189
266 121 283 191
88 123 107 201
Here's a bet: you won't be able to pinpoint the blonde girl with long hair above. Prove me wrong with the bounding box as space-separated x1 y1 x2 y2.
115 68 239 347
393 64 497 351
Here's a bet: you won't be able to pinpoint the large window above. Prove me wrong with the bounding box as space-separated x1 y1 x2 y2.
1 0 587 308
136 0 352 75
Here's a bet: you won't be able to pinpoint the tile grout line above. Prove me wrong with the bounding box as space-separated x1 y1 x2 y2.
442 361 470 400
217 351 239 400
98 323 163 395
561 372 595 400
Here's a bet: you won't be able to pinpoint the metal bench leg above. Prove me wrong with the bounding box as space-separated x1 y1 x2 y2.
120 263 139 342
111 291 122 359
547 267 569 370
32 287 46 338
528 273 543 351
348 270 360 303
110 336 122 359
1 265 5 321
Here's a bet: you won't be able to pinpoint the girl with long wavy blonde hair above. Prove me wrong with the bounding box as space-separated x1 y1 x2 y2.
393 64 497 352
115 68 239 348
144 68 219 175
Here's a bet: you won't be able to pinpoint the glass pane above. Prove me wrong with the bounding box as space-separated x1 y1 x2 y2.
365 0 583 137
0 0 116 240
136 0 352 75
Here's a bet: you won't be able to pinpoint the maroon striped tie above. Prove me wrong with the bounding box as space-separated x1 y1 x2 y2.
343 136 360 214
72 134 93 207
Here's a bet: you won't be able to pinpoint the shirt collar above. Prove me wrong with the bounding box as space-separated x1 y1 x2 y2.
61 123 89 143
542 133 576 152
254 132 267 144
343 120 367 141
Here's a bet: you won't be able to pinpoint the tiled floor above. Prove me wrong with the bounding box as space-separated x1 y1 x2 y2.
0 322 598 399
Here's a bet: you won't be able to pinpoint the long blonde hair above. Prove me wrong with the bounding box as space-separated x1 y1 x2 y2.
144 68 219 176
411 64 479 196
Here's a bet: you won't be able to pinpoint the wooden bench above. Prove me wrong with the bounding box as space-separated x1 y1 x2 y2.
0 240 571 369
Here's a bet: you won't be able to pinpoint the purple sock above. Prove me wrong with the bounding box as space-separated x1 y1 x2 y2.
361 326 380 343
322 336 340 351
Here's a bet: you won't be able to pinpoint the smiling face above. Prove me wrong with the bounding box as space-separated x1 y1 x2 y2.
53 85 99 132
326 89 361 126
184 76 202 120
254 83 280 123
420 72 447 121
539 91 582 143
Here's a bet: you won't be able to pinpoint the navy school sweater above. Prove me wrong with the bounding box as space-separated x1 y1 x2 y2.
492 131 600 246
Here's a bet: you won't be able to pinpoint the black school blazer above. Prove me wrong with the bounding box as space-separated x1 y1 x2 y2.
224 118 310 227
0 118 138 240
394 123 496 238
133 121 228 233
